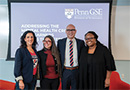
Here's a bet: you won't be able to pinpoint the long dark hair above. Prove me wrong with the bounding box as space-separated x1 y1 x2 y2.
20 30 38 49
43 35 61 76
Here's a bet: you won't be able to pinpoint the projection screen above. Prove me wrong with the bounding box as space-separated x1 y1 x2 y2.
7 0 112 60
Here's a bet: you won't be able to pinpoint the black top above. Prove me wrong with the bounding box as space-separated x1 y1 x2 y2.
79 41 116 90
87 54 93 73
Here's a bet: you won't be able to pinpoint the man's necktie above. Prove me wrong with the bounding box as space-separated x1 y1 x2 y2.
69 40 73 66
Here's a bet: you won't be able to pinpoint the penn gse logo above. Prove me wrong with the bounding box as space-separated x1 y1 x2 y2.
65 9 74 19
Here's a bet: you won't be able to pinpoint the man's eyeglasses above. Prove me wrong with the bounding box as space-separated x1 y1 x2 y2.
85 37 95 41
43 40 51 43
66 29 76 31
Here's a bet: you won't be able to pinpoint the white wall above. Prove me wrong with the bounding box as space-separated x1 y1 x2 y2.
111 5 130 60
0 6 9 59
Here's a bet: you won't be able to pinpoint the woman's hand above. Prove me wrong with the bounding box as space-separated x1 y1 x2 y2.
105 78 110 88
19 80 25 90
105 70 112 88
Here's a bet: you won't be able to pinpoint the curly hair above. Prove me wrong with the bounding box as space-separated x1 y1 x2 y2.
20 30 38 49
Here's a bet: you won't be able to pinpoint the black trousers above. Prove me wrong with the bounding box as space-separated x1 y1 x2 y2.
40 78 60 90
62 69 79 90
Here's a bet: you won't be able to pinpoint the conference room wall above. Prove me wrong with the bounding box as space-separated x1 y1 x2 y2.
0 0 129 84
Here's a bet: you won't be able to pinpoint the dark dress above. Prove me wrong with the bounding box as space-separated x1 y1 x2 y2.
79 41 116 90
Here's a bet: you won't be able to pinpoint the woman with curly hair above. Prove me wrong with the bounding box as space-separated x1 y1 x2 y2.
14 30 39 90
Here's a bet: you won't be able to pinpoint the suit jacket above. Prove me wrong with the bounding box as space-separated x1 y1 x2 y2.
14 47 39 83
57 37 85 71
38 49 58 80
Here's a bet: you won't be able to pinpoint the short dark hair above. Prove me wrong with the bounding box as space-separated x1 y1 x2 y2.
20 30 38 49
85 31 98 40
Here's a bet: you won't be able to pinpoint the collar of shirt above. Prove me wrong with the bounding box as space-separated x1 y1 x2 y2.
67 38 75 43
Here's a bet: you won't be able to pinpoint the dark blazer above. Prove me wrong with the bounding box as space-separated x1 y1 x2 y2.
38 49 58 80
57 37 85 71
14 47 39 83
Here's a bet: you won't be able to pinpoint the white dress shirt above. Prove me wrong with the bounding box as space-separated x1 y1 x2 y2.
64 38 78 67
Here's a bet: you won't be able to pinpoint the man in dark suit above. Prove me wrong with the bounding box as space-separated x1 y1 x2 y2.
57 24 85 90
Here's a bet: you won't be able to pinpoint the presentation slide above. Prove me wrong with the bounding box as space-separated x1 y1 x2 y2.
9 3 110 58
